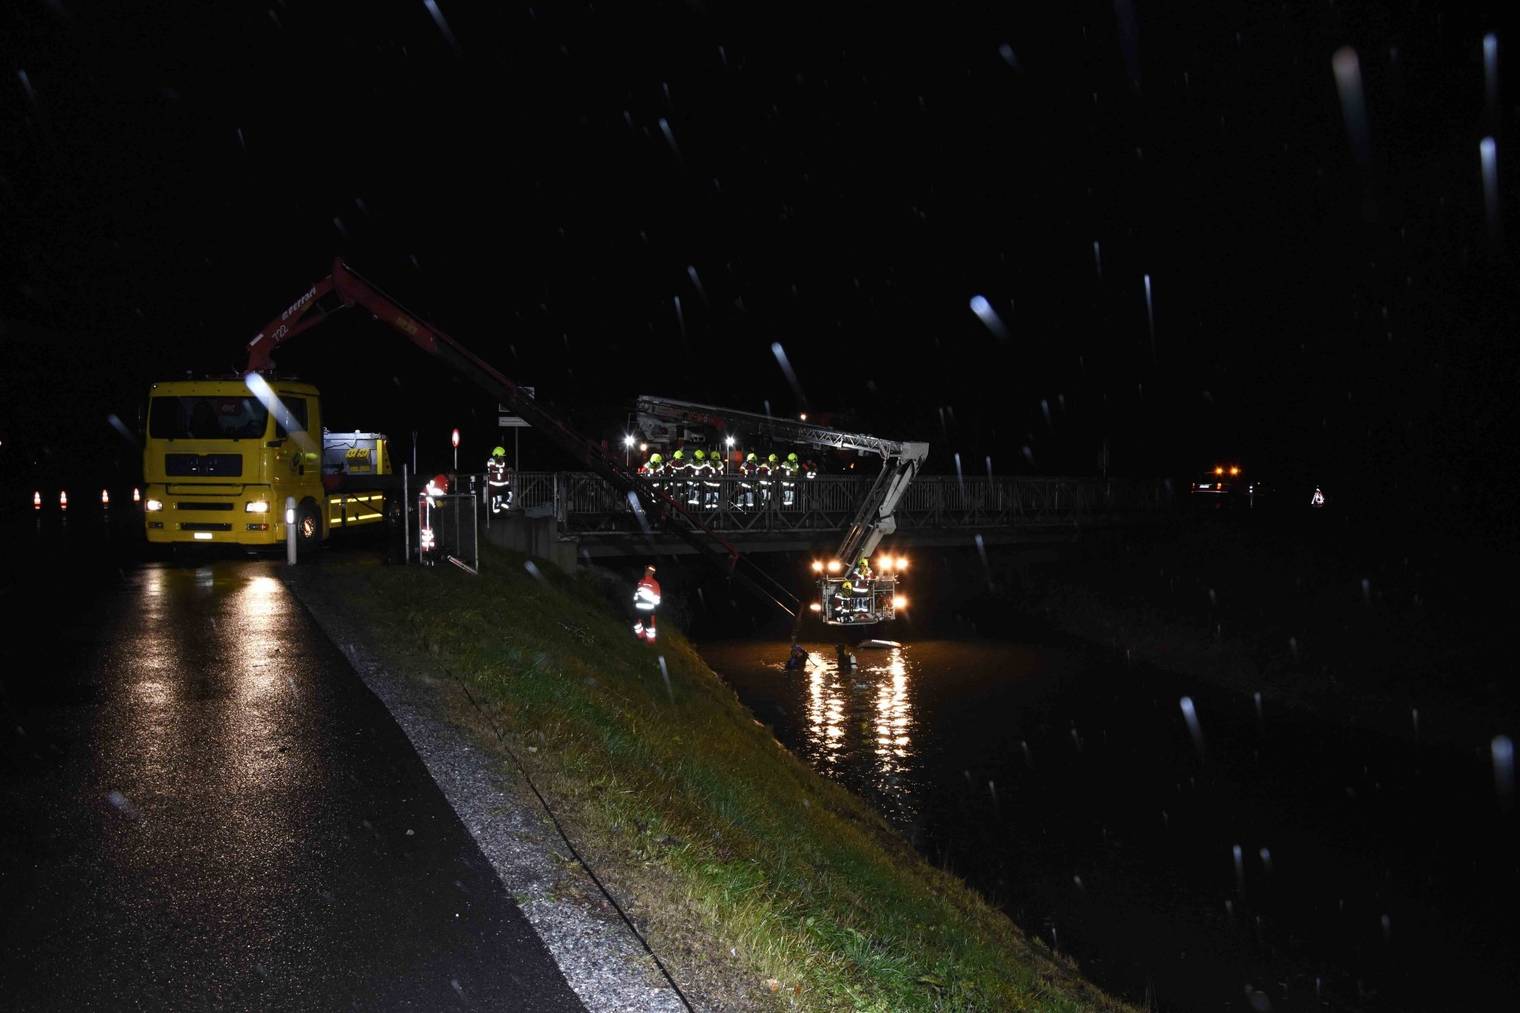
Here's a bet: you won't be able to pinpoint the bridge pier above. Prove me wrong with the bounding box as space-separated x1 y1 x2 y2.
481 511 579 571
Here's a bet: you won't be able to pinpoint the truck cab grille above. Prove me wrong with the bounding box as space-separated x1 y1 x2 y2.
165 453 243 477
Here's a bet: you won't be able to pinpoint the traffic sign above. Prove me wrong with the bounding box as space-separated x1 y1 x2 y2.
498 391 534 429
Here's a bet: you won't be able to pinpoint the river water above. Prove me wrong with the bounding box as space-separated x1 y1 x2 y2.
698 637 1520 1012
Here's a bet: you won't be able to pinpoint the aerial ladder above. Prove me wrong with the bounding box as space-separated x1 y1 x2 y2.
244 259 800 614
634 396 930 626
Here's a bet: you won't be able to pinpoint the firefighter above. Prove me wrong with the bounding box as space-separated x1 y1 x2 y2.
485 445 512 514
669 449 689 502
642 452 664 493
781 451 800 507
697 448 720 509
632 564 661 642
687 450 705 506
739 452 758 510
832 578 857 620
758 452 778 507
418 473 449 565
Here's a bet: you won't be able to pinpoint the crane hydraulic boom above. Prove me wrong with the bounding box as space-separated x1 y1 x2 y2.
635 396 929 626
246 260 796 613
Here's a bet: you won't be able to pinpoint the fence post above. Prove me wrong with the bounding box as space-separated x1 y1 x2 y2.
285 496 297 565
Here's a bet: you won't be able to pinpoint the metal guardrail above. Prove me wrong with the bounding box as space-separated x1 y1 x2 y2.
499 473 1172 536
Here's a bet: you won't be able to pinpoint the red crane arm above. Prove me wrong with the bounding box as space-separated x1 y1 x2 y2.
241 260 794 606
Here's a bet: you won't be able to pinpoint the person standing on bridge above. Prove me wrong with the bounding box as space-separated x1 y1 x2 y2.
632 564 661 643
739 452 759 510
485 446 512 514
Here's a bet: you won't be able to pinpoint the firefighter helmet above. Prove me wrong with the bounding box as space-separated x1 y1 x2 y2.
746 452 757 462
694 449 706 462
767 453 779 464
672 450 684 461
492 446 506 458
787 452 799 464
430 473 449 494
649 452 663 464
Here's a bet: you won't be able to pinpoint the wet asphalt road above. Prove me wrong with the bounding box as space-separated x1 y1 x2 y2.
0 526 582 1011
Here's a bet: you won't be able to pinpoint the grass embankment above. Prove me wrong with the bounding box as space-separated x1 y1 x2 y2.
315 545 1132 1012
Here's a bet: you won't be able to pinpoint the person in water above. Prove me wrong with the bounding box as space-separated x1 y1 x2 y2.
786 638 808 670
835 643 856 669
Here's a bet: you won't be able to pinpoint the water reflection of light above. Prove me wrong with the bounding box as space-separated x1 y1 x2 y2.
805 660 848 770
874 648 914 773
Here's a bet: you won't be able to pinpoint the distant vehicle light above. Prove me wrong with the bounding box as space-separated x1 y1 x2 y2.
811 560 824 573
799 413 808 421
145 498 164 512
1214 466 1224 476
101 489 110 505
245 501 270 514
59 491 68 510
892 595 908 609
826 559 841 573
809 602 822 612
33 491 41 510
132 487 141 503
1229 466 1241 476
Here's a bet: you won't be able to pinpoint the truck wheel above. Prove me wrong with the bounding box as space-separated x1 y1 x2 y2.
297 500 322 553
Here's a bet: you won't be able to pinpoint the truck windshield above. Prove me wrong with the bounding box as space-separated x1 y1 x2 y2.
149 396 269 440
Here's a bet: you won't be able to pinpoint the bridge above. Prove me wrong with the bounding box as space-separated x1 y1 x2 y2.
490 473 1173 559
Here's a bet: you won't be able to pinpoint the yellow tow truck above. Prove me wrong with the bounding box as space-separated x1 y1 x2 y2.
142 376 390 550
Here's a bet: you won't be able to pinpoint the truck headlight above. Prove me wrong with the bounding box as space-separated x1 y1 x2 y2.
145 498 163 512
245 501 270 513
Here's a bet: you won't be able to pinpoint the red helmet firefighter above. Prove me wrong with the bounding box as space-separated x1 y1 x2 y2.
418 473 449 563
632 564 661 643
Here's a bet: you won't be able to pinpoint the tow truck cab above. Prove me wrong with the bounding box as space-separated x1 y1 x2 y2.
142 378 389 547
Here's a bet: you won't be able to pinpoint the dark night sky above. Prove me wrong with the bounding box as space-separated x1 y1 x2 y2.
2 1 1516 528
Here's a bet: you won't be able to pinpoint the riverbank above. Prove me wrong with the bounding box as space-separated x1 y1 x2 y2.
983 515 1517 750
288 545 1134 1012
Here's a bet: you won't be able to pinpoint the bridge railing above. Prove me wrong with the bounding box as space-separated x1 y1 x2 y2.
505 472 1172 535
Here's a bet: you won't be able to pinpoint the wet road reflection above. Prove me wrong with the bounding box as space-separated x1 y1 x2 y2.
1 550 581 1010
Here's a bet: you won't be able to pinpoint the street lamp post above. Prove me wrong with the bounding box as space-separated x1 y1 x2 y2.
624 434 635 467
451 427 460 472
